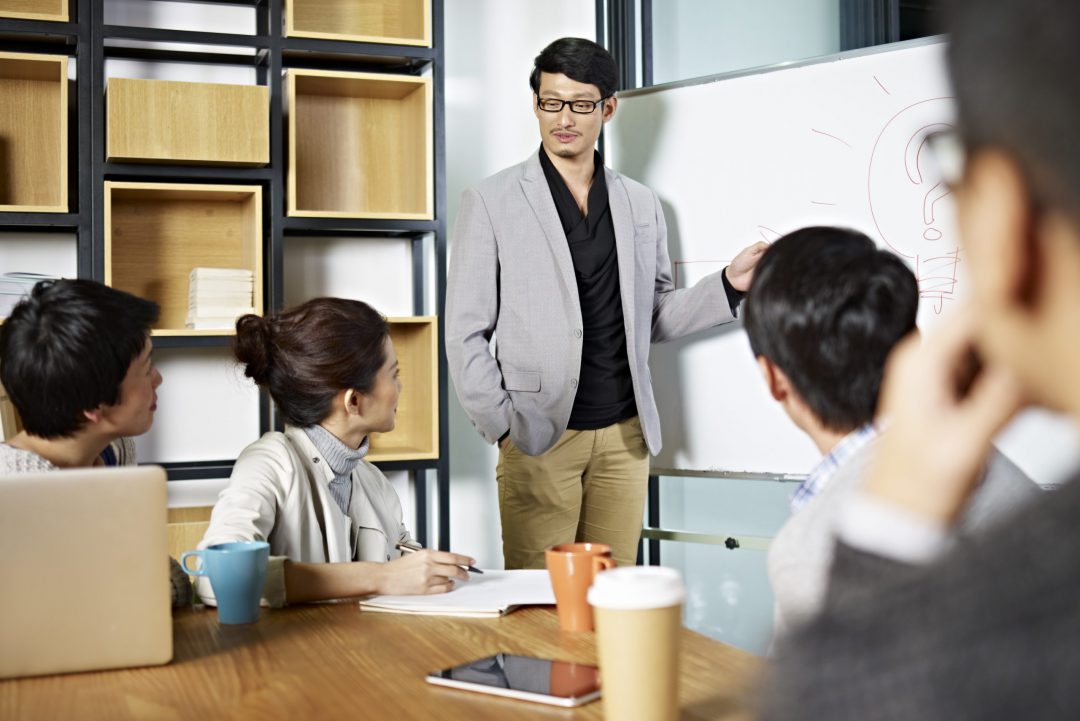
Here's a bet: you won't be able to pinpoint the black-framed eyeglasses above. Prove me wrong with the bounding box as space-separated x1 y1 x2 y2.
536 96 612 114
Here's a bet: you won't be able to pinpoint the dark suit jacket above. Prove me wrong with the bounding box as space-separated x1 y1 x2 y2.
760 475 1077 721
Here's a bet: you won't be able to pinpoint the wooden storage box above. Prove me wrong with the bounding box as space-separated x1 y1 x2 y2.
0 0 67 22
167 507 212 560
368 316 438 461
107 78 269 166
287 69 432 219
0 52 68 212
104 182 263 335
285 0 430 47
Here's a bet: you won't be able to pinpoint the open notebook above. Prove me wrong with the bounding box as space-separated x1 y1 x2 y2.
359 570 556 618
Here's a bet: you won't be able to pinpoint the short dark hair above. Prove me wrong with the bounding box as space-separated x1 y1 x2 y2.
529 37 619 99
233 297 389 427
946 0 1080 222
743 227 919 433
0 279 159 438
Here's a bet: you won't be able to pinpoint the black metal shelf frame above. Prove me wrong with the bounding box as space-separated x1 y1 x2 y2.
142 0 266 6
161 459 237 481
149 335 236 349
0 213 80 230
0 0 450 549
282 217 438 236
0 17 80 40
163 456 440 480
102 163 275 181
102 23 268 48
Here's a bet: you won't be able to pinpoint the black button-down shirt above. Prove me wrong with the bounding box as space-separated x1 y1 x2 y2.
539 146 638 430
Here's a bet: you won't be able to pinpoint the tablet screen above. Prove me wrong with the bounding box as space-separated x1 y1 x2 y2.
427 653 601 706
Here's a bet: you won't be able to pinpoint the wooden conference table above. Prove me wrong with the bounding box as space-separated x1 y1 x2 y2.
1 604 761 721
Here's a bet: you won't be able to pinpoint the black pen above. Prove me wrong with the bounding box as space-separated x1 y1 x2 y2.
396 541 484 574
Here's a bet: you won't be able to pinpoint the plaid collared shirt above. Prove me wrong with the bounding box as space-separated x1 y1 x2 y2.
789 423 878 513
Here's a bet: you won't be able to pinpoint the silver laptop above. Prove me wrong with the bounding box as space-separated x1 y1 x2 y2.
0 466 173 678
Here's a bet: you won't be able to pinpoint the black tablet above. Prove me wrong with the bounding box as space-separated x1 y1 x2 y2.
426 653 602 707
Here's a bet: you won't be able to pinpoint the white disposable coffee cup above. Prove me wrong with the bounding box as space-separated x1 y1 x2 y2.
588 567 687 721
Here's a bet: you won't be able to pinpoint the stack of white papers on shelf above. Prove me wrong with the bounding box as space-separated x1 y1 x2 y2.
0 272 59 318
186 267 254 330
359 570 556 618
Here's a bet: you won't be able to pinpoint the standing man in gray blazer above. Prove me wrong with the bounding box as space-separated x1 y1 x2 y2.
446 37 766 569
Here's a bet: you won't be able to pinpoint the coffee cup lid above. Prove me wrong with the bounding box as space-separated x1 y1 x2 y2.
587 566 686 610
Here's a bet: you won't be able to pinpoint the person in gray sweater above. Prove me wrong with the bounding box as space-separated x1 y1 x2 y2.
0 279 190 607
742 228 1039 638
758 0 1080 718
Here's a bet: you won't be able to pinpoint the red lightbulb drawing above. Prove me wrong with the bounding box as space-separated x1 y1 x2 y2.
869 97 959 313
905 121 953 242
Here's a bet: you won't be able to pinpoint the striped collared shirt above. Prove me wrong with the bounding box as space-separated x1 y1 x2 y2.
790 423 878 513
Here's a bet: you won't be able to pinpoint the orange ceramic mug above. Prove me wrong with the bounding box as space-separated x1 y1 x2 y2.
545 543 617 631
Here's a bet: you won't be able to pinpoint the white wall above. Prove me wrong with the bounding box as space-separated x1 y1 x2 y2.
0 234 77 278
0 234 78 319
444 0 597 568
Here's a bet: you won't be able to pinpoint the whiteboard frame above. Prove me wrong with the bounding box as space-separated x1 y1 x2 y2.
616 35 947 100
651 468 806 482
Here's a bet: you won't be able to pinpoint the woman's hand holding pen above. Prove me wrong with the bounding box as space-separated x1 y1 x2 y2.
376 548 477 595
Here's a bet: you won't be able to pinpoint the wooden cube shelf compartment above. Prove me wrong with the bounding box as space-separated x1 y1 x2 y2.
104 182 263 336
367 317 438 462
0 52 68 212
287 69 432 220
107 78 269 167
167 507 212 560
0 0 67 22
285 0 430 47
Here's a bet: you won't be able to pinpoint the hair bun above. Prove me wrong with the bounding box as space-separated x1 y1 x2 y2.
233 314 274 386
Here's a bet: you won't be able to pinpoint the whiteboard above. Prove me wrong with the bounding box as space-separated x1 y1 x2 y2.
607 38 1080 482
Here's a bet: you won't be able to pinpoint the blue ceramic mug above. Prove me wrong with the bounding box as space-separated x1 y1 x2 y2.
181 541 269 624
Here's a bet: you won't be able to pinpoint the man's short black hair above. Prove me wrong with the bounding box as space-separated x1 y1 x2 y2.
530 37 619 99
743 227 919 433
946 0 1080 223
0 279 159 438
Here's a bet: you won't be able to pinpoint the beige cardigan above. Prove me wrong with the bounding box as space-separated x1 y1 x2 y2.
196 426 415 607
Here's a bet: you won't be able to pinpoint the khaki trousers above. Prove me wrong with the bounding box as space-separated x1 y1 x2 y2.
496 416 649 569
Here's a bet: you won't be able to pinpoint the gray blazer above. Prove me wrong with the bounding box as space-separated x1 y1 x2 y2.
446 151 735 456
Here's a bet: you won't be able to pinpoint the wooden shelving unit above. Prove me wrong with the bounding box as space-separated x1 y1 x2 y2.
106 78 269 167
1 0 450 549
368 316 438 462
287 69 432 219
0 52 68 213
285 0 430 47
0 0 68 22
104 182 262 334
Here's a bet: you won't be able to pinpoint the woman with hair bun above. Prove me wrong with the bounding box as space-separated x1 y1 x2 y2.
195 298 474 607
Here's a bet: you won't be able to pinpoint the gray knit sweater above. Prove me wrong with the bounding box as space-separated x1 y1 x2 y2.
0 437 136 473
